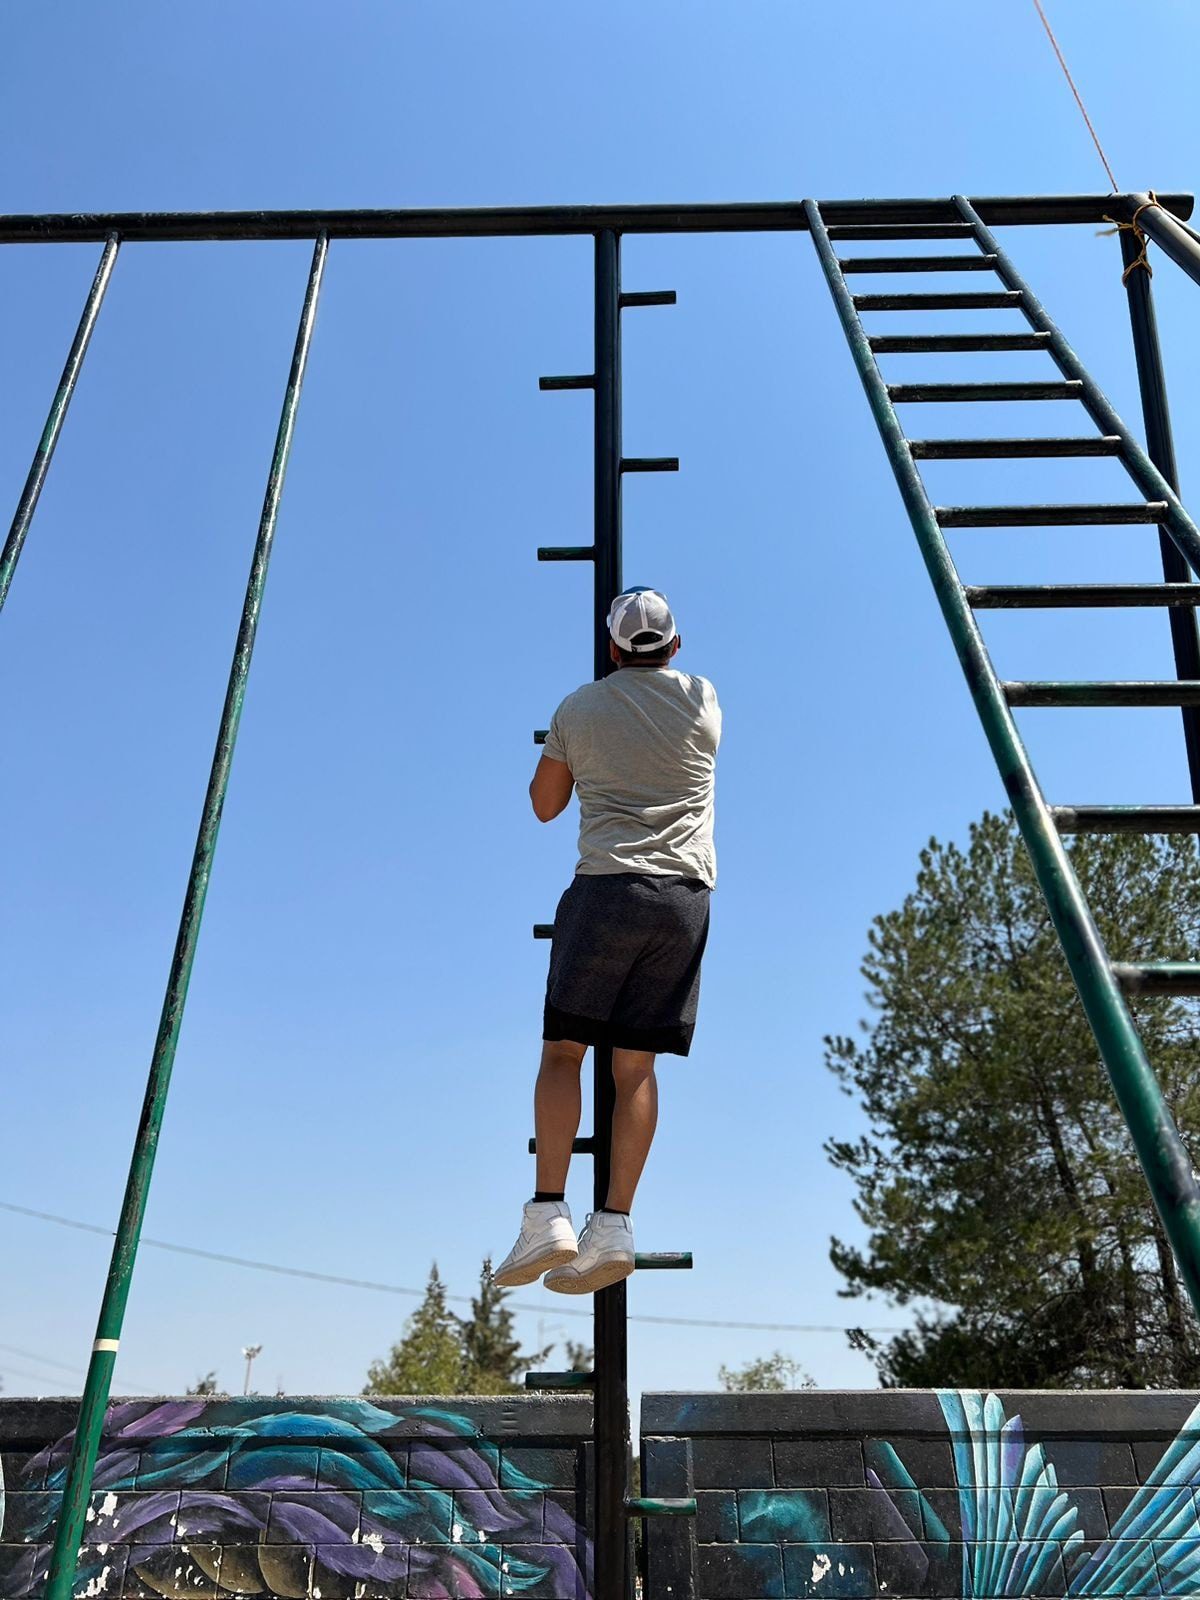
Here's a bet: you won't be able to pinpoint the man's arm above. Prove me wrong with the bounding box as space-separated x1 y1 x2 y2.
529 753 574 822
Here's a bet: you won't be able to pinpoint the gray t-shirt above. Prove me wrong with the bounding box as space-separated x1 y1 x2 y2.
543 666 721 888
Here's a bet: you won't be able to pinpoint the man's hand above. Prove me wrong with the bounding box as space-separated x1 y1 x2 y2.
530 753 574 822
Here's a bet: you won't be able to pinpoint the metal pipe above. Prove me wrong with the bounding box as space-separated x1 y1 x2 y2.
591 226 630 1600
953 197 1200 582
805 196 1200 1321
42 233 328 1600
1126 194 1200 290
1119 225 1200 800
0 193 1189 245
0 233 119 614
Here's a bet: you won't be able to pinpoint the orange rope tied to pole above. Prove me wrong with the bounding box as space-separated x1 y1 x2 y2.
1103 191 1161 283
1030 0 1120 193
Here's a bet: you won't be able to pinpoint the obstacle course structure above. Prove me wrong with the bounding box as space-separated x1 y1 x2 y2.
3 193 1200 1600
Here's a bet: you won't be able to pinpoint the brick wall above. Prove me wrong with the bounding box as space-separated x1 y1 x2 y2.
0 1395 592 1600
640 1389 1200 1600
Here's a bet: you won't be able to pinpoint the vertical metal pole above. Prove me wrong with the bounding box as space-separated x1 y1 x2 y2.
1119 230 1200 801
0 233 120 616
42 233 328 1600
592 227 630 1600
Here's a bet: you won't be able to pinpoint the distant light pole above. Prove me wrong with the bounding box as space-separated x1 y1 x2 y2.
242 1344 263 1395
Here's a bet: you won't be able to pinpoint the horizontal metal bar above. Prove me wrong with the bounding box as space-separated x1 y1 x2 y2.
827 222 977 240
1005 681 1200 707
1052 806 1200 834
537 546 594 561
620 457 679 473
624 1498 697 1518
525 1370 594 1389
968 583 1200 609
528 1136 596 1154
634 1252 693 1270
840 253 996 273
855 291 1022 311
0 196 1187 244
890 380 1081 402
1113 962 1200 997
533 924 554 939
540 374 594 390
911 435 1119 459
937 501 1166 528
619 290 676 307
872 332 1051 353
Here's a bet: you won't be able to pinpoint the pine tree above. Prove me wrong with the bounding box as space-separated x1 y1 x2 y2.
365 1264 467 1395
826 811 1200 1388
460 1260 553 1393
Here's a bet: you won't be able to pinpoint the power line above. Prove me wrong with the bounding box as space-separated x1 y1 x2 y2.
0 1339 160 1393
1 1198 906 1336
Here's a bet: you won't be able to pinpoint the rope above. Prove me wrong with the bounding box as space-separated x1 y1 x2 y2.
1102 191 1160 283
1030 0 1120 192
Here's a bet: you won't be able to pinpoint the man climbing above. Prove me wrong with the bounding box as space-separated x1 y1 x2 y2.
494 587 721 1294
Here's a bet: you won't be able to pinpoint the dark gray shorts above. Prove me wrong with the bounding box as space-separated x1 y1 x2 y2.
543 871 711 1057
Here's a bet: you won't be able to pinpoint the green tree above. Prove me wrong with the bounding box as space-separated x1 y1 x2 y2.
718 1352 814 1391
365 1264 467 1395
826 812 1200 1389
186 1371 220 1396
460 1260 551 1393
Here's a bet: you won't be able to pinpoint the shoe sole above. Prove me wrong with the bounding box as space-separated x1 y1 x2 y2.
492 1245 578 1288
544 1256 635 1295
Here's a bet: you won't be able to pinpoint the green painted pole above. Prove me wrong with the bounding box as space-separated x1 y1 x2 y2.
0 233 119 615
42 232 328 1600
804 198 1200 1318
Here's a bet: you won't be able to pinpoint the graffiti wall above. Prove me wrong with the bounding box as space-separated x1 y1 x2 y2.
0 1396 592 1600
640 1389 1200 1600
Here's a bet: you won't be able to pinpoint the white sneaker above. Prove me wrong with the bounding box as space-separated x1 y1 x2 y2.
492 1201 579 1287
543 1211 634 1295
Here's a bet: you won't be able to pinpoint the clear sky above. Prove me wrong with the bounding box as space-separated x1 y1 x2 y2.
3 0 1200 1407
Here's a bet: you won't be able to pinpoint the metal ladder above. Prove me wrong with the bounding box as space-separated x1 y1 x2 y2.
806 193 1200 1315
524 229 697 1600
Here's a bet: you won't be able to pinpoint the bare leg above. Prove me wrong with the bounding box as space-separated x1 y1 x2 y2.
534 1039 588 1193
606 1049 658 1212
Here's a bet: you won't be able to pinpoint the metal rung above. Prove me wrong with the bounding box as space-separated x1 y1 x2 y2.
1005 681 1200 708
538 546 595 561
854 291 1022 311
534 729 547 744
624 1498 697 1518
967 583 1200 609
620 290 676 308
528 1136 596 1154
827 222 975 240
890 380 1081 403
1113 963 1200 998
1052 806 1200 834
912 435 1120 458
533 924 554 939
840 254 996 273
872 332 1050 353
634 1252 693 1270
621 457 679 473
539 374 594 390
937 501 1166 528
525 1370 594 1389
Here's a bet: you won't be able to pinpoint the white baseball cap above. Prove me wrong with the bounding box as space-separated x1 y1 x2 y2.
607 587 677 654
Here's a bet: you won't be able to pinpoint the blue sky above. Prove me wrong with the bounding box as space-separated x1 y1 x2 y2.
3 0 1200 1405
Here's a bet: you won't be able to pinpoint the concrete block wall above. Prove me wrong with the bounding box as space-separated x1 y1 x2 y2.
640 1389 1200 1600
0 1396 592 1600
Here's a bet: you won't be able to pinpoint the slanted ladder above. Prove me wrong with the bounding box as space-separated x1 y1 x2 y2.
806 193 1200 1312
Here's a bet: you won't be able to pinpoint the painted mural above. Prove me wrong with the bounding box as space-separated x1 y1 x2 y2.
645 1389 1200 1600
0 1398 591 1600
